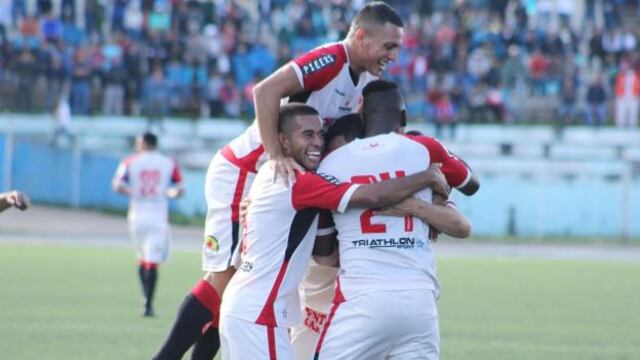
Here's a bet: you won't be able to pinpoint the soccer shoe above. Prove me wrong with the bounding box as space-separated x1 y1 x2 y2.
142 306 156 318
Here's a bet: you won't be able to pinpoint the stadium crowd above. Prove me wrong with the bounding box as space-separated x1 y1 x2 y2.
1 0 640 131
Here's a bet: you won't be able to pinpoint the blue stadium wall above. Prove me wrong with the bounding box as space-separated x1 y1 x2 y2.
2 136 639 239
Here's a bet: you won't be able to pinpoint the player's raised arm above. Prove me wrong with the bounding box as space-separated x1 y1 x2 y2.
347 163 450 209
253 64 306 185
378 197 471 238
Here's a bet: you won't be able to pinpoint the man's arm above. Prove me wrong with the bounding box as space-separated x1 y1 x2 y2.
347 164 450 209
449 152 480 196
253 64 305 184
0 191 30 212
112 162 132 196
313 211 339 266
378 197 471 238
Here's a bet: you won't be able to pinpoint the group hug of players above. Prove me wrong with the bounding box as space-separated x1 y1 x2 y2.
145 3 480 360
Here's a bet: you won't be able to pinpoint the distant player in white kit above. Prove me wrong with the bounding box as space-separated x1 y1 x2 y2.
153 3 404 359
219 103 450 360
313 80 476 359
113 132 184 317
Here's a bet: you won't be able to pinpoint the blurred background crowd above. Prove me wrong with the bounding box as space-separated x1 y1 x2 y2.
1 0 640 134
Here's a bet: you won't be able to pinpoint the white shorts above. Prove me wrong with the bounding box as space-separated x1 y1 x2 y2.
316 288 440 360
219 315 293 360
202 151 256 272
290 307 328 360
129 220 170 264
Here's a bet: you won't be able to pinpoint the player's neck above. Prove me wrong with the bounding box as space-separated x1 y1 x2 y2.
344 39 366 75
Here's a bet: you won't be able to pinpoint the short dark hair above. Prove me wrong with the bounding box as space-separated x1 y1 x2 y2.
141 132 158 148
362 79 399 97
349 2 404 36
278 103 320 134
362 80 406 129
324 113 363 146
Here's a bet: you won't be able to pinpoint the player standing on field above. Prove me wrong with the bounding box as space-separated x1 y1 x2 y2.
313 80 476 360
219 103 450 360
152 3 404 359
112 132 184 317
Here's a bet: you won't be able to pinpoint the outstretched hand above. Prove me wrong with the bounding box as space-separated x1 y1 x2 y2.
6 191 30 211
271 155 305 186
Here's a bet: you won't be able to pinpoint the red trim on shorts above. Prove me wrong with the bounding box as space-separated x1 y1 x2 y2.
256 261 290 326
137 260 158 270
314 277 345 358
191 280 221 327
230 169 248 222
220 144 265 173
267 325 277 360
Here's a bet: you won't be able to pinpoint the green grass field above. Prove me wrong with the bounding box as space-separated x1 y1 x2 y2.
1 245 639 360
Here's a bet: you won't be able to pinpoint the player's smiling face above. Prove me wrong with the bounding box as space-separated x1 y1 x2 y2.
281 115 325 171
361 23 403 76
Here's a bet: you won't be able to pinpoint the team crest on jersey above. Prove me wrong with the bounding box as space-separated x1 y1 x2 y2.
204 235 219 252
301 55 337 76
317 172 341 185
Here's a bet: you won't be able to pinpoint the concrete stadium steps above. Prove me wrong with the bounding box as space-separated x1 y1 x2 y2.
547 144 619 161
467 158 627 178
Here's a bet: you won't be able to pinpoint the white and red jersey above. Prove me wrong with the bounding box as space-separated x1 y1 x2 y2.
220 163 360 328
113 151 182 224
220 42 377 174
317 133 471 298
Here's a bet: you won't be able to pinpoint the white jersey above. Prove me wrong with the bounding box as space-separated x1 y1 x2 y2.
220 163 360 328
113 151 182 224
220 42 377 174
317 133 472 298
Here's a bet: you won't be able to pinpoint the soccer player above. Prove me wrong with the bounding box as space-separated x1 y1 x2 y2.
292 106 479 359
0 190 29 212
153 2 404 359
112 132 184 317
313 80 476 360
218 103 449 360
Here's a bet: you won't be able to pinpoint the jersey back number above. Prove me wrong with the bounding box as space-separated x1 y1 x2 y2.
350 171 414 234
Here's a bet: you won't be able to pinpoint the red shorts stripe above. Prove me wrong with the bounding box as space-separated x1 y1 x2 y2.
314 278 345 358
267 325 277 360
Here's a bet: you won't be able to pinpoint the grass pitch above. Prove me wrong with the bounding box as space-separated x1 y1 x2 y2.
1 245 639 360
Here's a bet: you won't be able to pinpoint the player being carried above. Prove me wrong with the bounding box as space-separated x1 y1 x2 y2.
153 2 405 359
218 102 450 359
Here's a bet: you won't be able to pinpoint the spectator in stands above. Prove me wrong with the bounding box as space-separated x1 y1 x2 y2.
528 49 549 96
13 48 38 112
559 75 578 127
614 61 640 128
219 74 240 118
585 74 607 127
433 91 457 139
70 47 92 115
206 69 224 117
143 65 170 129
102 56 127 115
